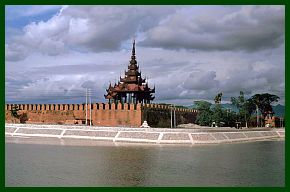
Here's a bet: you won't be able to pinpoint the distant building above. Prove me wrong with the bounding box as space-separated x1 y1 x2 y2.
104 40 155 104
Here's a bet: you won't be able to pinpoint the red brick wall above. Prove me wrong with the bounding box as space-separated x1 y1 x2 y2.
5 103 196 127
5 103 142 127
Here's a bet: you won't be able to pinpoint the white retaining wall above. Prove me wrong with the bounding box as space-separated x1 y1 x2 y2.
5 124 285 145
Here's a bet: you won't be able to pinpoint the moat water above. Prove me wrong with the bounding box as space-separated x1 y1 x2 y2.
5 138 284 187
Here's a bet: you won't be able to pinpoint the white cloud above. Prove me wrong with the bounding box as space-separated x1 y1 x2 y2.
141 5 285 52
5 5 285 105
5 6 178 61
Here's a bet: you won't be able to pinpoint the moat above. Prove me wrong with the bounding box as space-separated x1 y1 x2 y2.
6 137 284 187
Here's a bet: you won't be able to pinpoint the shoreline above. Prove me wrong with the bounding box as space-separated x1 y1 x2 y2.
5 123 285 146
6 135 284 147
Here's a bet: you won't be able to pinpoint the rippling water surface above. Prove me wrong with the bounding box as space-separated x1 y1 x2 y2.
5 138 284 186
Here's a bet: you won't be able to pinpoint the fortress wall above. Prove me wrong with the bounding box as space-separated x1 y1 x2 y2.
5 103 196 127
91 103 142 127
5 103 143 127
141 105 198 128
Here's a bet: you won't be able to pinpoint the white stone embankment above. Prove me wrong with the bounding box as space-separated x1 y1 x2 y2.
5 123 285 145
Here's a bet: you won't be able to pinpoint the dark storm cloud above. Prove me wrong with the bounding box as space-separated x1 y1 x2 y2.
182 71 219 90
140 6 284 52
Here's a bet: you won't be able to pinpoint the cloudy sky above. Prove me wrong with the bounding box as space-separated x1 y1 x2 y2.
5 5 285 105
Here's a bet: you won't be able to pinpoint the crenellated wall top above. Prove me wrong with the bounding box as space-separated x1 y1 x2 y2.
5 103 198 113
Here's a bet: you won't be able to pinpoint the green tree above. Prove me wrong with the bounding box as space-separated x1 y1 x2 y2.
211 104 224 126
194 100 213 126
225 110 238 127
248 93 280 118
214 92 223 104
212 92 228 127
247 93 279 127
211 104 237 127
231 91 251 127
11 104 20 118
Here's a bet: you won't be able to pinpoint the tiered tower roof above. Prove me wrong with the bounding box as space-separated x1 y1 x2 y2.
104 39 155 103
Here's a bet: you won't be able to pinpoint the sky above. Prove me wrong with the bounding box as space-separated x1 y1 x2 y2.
5 5 285 106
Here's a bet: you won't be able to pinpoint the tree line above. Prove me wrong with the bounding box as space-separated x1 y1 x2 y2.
194 92 280 128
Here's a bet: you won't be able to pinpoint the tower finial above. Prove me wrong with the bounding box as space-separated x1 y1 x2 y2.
130 36 137 64
132 36 136 57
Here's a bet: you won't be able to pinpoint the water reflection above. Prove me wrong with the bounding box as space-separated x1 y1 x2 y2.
5 139 284 187
99 146 154 186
